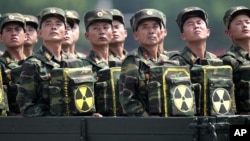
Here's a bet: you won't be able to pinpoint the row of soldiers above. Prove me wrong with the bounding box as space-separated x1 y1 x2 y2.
0 5 249 117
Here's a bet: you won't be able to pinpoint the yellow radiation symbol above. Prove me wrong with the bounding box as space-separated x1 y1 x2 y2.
0 88 3 102
74 85 94 113
173 85 193 112
212 88 231 114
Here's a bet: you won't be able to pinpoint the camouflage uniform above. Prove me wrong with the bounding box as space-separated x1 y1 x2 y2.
109 9 128 65
16 7 83 117
82 9 117 74
83 9 124 117
220 6 250 114
0 13 26 116
64 10 86 59
82 50 109 76
119 9 179 117
170 46 218 68
109 49 128 65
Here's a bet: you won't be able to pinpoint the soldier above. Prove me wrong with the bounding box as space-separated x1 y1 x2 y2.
62 10 86 59
171 7 236 116
16 7 82 117
0 13 27 116
83 9 123 117
82 9 113 74
109 9 128 63
23 14 39 57
119 8 179 117
219 6 250 115
170 7 218 68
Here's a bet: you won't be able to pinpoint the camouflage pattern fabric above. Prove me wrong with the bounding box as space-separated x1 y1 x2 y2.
0 51 25 115
191 63 236 116
220 45 250 114
49 68 96 116
119 46 180 117
81 50 109 76
109 49 128 67
148 65 196 117
170 46 218 69
16 46 84 117
82 50 123 116
0 69 8 116
95 67 122 116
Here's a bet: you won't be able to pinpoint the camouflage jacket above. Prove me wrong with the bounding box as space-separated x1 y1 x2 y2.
170 46 218 68
220 45 250 113
82 50 111 76
119 46 178 117
219 45 250 84
0 51 26 115
109 49 128 66
219 45 250 72
16 46 79 117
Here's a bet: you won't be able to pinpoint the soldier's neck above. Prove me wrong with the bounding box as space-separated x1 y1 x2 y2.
43 42 62 60
6 46 25 61
143 45 158 60
187 41 206 59
92 45 109 64
234 39 250 53
109 43 125 59
23 45 33 57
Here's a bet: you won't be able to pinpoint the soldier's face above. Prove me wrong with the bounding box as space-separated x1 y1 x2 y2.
226 14 250 40
110 20 127 44
85 21 113 46
39 17 66 42
0 23 27 49
181 17 210 42
24 25 38 47
62 23 74 47
133 20 162 47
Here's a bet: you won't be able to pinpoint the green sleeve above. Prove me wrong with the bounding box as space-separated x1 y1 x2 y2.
119 56 149 117
17 59 50 117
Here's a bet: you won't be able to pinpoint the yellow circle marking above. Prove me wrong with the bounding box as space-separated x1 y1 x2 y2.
173 85 193 112
74 85 94 113
212 88 231 114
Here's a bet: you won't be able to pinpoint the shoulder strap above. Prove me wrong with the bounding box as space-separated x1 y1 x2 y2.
220 52 245 64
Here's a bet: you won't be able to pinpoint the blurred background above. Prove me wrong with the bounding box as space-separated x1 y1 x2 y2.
0 0 249 55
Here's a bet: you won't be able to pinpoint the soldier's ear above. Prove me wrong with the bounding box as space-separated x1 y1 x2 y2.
133 32 139 41
0 34 2 42
161 28 167 37
85 32 89 40
38 29 42 37
225 30 231 37
206 28 210 37
180 33 186 41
